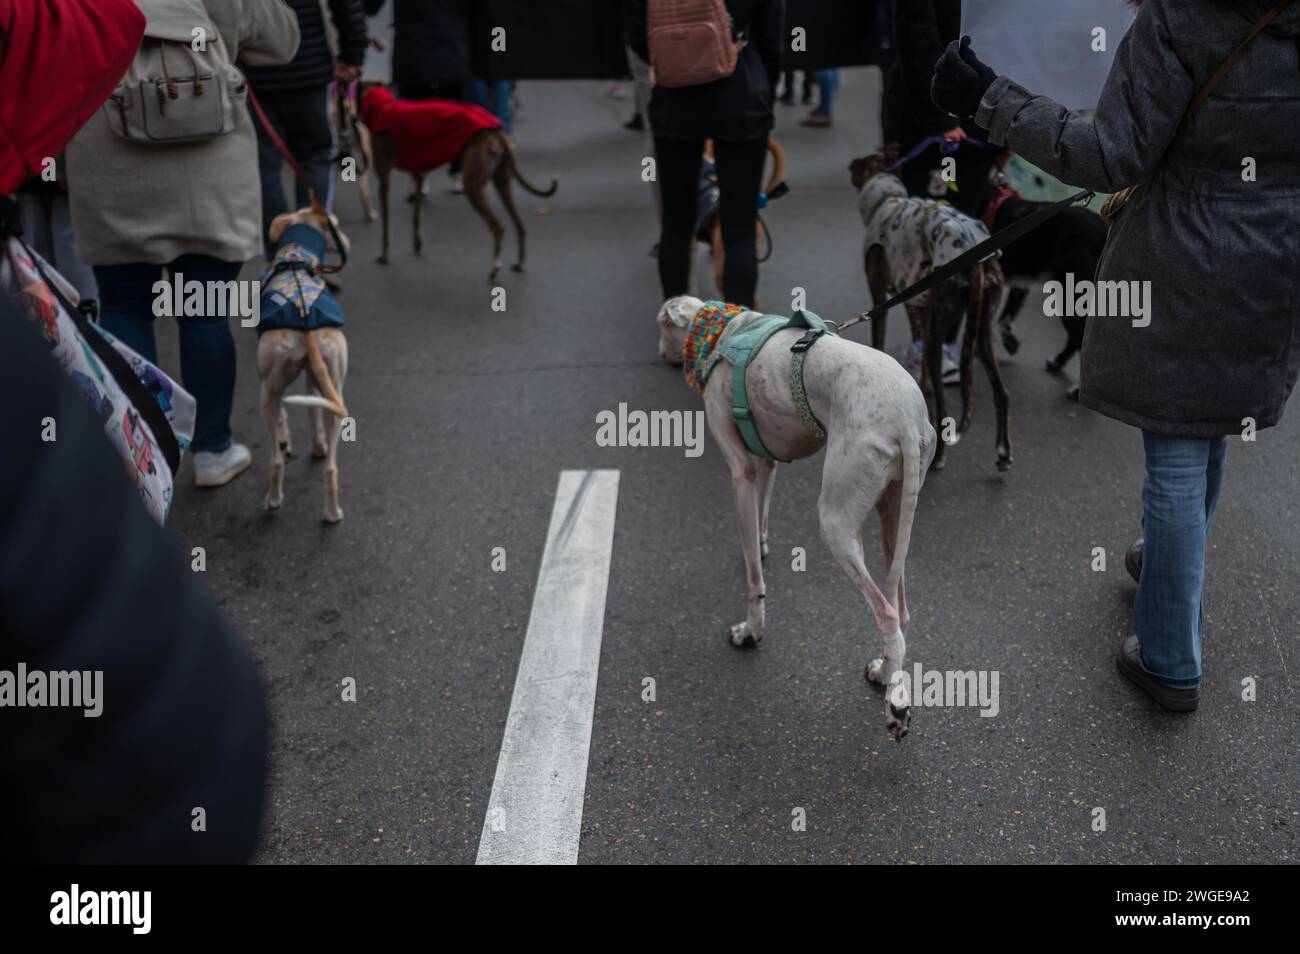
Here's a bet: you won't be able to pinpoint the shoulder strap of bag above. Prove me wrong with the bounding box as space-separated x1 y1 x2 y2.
17 237 183 475
1184 0 1294 121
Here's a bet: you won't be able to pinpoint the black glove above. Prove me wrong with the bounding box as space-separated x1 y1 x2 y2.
931 36 996 121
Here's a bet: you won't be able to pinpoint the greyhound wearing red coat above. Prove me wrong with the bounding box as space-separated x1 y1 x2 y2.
357 83 558 282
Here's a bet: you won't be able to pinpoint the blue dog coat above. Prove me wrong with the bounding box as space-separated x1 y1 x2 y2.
257 224 345 334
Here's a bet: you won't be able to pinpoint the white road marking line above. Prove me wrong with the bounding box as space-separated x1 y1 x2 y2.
476 469 620 865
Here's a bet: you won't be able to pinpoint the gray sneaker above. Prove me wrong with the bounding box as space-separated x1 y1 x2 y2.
193 443 251 488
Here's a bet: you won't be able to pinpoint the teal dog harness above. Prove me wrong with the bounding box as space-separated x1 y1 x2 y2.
687 304 836 461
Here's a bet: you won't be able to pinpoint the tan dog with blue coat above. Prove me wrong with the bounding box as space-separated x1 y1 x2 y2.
658 295 936 740
257 206 350 523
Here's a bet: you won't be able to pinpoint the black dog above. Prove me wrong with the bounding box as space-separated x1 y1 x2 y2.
987 190 1107 378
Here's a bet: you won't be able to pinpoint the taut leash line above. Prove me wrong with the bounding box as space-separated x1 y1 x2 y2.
829 189 1095 334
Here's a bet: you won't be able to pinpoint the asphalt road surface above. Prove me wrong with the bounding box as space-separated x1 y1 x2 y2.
161 69 1299 864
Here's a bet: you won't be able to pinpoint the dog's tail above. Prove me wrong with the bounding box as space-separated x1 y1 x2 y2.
281 331 348 417
885 433 924 615
502 133 558 197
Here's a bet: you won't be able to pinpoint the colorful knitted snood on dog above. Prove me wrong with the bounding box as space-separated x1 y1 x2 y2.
683 301 745 392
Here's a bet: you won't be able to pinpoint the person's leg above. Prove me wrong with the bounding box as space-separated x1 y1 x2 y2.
654 136 704 300
815 69 838 117
254 91 291 253
270 86 335 214
713 136 767 307
15 193 55 262
93 263 162 363
48 195 98 302
1133 432 1220 687
170 255 242 455
491 79 512 133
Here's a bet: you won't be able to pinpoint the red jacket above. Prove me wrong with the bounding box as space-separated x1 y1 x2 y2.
359 86 502 174
0 0 147 194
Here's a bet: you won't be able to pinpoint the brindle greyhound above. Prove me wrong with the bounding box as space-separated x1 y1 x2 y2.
850 149 1010 472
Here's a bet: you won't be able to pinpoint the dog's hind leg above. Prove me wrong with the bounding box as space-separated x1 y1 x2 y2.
466 177 504 284
975 266 1012 470
411 174 426 255
866 245 889 351
875 480 908 630
261 381 286 512
711 219 725 300
491 158 527 273
308 380 328 459
959 280 981 434
322 409 344 524
818 440 910 740
755 457 776 561
319 330 348 523
916 304 948 470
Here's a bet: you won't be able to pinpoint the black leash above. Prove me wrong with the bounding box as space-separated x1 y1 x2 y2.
830 188 1095 333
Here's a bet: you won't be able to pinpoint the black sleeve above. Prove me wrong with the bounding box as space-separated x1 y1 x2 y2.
0 296 269 864
625 0 649 63
897 0 956 135
752 0 785 97
329 0 370 66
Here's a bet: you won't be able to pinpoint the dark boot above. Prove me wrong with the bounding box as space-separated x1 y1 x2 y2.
1117 635 1199 712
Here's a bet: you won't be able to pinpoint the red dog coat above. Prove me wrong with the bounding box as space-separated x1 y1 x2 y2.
359 87 502 174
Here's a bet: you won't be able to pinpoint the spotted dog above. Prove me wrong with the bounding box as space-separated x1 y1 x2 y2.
850 150 1010 471
657 296 937 741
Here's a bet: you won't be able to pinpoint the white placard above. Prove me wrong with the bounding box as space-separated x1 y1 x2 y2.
962 0 1137 109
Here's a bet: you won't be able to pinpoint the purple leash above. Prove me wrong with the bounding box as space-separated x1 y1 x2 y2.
886 134 995 173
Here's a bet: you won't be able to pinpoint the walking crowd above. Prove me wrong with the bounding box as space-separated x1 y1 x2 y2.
1 0 1297 861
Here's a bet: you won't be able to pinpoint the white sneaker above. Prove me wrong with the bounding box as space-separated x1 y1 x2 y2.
193 442 251 488
942 344 961 386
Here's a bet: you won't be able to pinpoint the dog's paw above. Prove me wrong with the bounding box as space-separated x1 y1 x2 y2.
323 506 343 524
886 701 911 742
996 447 1013 472
865 656 886 684
511 263 524 273
728 621 761 648
264 493 283 512
885 677 911 741
376 254 388 266
311 442 328 460
760 538 770 561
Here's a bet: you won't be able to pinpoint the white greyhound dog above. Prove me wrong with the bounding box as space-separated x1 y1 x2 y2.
657 295 936 740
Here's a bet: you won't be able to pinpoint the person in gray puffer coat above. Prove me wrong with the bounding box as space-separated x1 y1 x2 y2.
931 0 1300 712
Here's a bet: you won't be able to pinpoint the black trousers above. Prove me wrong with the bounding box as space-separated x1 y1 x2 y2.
654 135 768 308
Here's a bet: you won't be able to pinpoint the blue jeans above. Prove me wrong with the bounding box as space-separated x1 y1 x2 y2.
93 256 242 454
1133 432 1228 687
466 79 512 132
813 69 839 117
253 86 335 250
